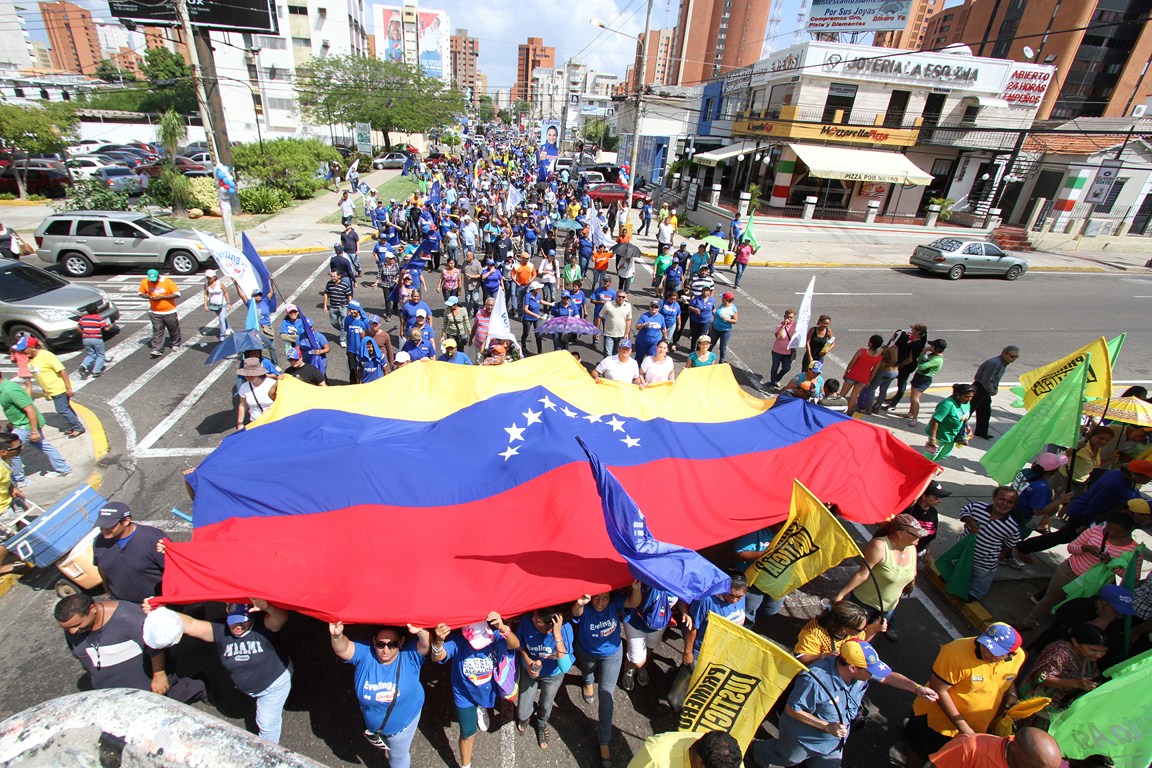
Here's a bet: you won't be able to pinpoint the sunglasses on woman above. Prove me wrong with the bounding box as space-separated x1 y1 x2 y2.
374 639 401 650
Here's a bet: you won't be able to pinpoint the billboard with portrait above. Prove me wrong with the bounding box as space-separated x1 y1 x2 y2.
418 11 445 78
379 8 404 63
537 119 561 181
806 0 912 32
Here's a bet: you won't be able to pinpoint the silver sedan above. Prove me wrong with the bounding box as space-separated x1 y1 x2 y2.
910 238 1028 281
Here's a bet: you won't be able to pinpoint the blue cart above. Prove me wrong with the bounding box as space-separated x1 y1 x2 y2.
5 485 108 587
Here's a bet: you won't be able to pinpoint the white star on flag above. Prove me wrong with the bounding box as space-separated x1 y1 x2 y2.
622 436 641 448
505 424 525 442
500 445 520 461
539 395 556 410
584 414 602 423
607 416 626 433
561 407 578 418
523 408 542 426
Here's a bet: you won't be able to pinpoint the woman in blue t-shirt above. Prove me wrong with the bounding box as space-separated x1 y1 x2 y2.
572 582 642 767
434 612 520 768
620 584 680 692
515 607 573 750
329 621 436 768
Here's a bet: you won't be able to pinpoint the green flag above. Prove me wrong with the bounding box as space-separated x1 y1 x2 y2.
1049 647 1152 768
741 212 760 251
1108 332 1126 366
980 359 1087 485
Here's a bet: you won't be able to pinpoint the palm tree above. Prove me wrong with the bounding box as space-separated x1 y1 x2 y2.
157 110 191 216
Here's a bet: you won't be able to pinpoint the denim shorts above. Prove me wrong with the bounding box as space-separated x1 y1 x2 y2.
911 373 933 391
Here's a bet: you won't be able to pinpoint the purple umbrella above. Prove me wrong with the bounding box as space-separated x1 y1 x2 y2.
538 315 601 336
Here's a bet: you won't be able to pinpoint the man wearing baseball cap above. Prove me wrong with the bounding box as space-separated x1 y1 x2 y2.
138 268 181 358
92 501 167 603
1017 459 1152 557
1026 583 1139 670
436 337 472 365
751 639 936 767
901 480 950 555
284 347 326 386
905 622 1024 768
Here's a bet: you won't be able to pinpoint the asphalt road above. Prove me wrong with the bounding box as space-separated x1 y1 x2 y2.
0 257 1148 767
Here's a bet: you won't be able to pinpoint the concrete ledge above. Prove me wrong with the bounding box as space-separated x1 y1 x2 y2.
925 561 993 632
0 574 17 600
72 402 108 492
0 199 48 206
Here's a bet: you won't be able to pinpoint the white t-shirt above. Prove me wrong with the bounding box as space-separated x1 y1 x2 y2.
641 356 675 384
595 354 640 382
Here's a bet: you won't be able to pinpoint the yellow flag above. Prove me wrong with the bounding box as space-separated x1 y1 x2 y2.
745 479 863 599
1018 336 1111 409
678 614 808 750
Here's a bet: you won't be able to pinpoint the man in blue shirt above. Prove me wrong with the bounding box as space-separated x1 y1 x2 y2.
750 640 935 768
589 277 616 325
682 574 748 667
687 286 716 349
436 337 473 364
728 215 744 251
639 202 653 236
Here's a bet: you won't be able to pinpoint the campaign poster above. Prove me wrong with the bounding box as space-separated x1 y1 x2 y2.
418 11 444 78
537 119 561 181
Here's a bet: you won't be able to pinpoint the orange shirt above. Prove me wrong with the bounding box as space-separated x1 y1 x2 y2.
513 262 537 286
593 250 611 271
139 278 180 314
928 734 1010 768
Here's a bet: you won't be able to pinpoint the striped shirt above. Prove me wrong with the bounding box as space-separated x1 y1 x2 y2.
78 313 108 340
324 280 352 308
1066 523 1140 576
959 501 1020 570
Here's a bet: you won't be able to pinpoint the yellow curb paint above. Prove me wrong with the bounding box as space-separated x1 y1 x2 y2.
71 402 108 491
0 200 47 207
926 565 993 632
0 573 17 598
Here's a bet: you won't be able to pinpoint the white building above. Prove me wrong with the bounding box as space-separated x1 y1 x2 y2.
94 20 145 58
0 0 33 71
531 59 619 136
373 1 450 81
0 68 94 105
208 0 370 145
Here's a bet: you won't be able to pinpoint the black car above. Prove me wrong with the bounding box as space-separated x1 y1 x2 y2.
0 167 72 197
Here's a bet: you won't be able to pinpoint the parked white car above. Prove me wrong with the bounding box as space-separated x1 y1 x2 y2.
66 156 124 179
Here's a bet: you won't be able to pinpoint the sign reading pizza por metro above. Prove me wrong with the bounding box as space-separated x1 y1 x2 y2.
107 0 278 34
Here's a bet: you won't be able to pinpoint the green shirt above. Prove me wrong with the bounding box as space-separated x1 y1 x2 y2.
0 379 44 430
654 253 673 277
927 396 969 443
916 352 943 378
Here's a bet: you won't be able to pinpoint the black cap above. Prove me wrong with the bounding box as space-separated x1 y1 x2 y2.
924 481 951 498
930 338 947 351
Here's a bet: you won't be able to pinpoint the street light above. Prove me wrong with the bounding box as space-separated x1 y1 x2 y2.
589 0 653 229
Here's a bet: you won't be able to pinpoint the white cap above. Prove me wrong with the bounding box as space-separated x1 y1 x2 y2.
204 269 216 277
142 607 185 649
416 308 428 317
394 351 411 363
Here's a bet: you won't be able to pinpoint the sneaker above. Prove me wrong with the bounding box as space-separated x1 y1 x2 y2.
883 627 899 642
476 706 489 732
1004 556 1027 570
339 340 347 348
619 667 635 691
150 350 163 358
77 366 89 379
636 666 650 687
47 470 73 478
92 372 103 378
223 329 234 337
363 730 386 749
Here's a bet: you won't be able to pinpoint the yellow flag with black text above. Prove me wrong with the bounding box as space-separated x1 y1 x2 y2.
745 479 863 599
1018 336 1112 409
678 614 808 750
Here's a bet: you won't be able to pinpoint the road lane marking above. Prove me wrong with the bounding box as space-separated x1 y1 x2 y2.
135 256 327 455
797 292 913 296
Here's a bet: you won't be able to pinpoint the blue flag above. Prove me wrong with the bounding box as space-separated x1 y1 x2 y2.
296 310 325 375
401 154 414 176
429 179 442 206
240 233 276 313
244 298 259 332
576 437 730 602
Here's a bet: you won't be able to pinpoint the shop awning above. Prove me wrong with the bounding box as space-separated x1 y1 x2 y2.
693 141 762 167
788 143 934 185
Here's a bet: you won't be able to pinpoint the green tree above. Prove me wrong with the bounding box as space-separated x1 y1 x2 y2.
85 48 195 114
141 47 190 83
0 102 76 199
95 59 136 83
232 138 339 199
157 110 192 215
478 94 495 123
296 56 466 149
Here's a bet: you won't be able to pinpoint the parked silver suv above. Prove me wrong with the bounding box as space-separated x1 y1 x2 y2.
34 211 212 278
0 258 119 349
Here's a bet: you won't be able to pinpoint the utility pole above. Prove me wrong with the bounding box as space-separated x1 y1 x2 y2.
623 0 654 231
174 0 236 245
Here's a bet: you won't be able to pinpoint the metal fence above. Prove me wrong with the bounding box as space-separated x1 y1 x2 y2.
1037 201 1133 236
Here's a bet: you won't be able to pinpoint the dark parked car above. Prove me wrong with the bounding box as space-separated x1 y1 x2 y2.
0 167 71 197
138 156 206 178
585 182 651 209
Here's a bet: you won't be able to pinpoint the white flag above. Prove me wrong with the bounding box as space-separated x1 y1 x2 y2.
589 208 614 248
345 158 359 181
194 230 261 299
788 276 815 351
506 184 523 215
484 281 520 351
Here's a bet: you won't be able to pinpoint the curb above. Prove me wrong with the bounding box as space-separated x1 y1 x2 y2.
925 562 993 631
634 253 1125 273
72 401 108 492
257 232 376 257
0 573 16 599
0 200 47 207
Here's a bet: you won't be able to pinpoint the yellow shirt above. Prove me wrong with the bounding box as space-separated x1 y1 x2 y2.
913 638 1024 736
1069 444 1101 484
793 617 866 659
626 732 743 768
28 350 67 398
0 459 11 512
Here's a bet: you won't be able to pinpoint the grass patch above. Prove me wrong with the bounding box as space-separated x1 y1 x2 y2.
318 173 421 225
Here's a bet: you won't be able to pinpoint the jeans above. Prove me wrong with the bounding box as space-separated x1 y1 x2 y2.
618 275 633 293
328 305 349 344
213 303 230 335
688 321 707 349
516 668 564 727
521 319 540 354
347 251 362 275
465 284 482 315
887 365 917 407
81 338 106 374
514 284 530 317
579 254 591 279
968 564 997 600
575 644 623 745
541 282 556 303
639 218 651 236
252 666 293 743
52 394 84 434
11 425 71 482
744 587 785 627
379 714 419 768
148 312 181 353
859 370 899 413
752 729 843 768
712 326 732 364
734 262 747 286
604 336 623 356
770 351 794 386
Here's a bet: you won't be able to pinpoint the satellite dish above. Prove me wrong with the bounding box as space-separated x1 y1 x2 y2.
1023 46 1035 60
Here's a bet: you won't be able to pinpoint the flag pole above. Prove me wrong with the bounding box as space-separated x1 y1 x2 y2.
1066 356 1094 494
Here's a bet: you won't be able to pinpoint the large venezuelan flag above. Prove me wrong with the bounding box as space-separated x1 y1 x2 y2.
163 353 938 627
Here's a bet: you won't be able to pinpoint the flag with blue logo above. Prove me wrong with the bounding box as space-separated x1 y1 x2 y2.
577 437 730 602
240 233 276 312
401 154 415 176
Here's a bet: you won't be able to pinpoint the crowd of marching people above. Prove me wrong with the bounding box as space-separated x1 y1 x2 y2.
30 129 1152 768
